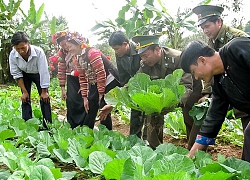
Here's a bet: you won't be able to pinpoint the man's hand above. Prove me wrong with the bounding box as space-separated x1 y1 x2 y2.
17 78 29 103
98 105 113 121
40 92 50 103
198 94 210 104
187 142 208 158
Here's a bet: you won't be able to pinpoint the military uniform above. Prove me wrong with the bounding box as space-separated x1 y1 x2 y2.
139 47 194 149
208 24 248 51
193 5 250 132
115 42 146 139
132 34 194 149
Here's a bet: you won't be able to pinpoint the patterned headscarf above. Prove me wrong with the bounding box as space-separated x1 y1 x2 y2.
67 31 90 49
51 30 69 44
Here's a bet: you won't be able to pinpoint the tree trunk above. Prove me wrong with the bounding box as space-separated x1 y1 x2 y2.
1 43 14 83
0 70 4 84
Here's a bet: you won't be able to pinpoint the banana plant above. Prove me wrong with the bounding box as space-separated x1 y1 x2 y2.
91 0 211 49
91 0 159 39
0 0 23 83
138 0 212 49
18 0 67 53
18 0 48 47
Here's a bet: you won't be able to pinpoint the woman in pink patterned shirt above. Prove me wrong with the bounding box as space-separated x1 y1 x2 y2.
52 31 87 129
66 32 120 130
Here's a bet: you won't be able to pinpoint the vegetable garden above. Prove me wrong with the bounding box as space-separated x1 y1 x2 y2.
0 77 250 180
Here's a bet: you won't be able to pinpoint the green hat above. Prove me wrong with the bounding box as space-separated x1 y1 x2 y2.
192 5 224 26
132 35 161 54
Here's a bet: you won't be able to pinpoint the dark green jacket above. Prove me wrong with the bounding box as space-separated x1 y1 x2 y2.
115 42 141 86
138 47 194 105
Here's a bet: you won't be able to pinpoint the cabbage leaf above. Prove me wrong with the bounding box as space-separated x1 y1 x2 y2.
105 69 185 115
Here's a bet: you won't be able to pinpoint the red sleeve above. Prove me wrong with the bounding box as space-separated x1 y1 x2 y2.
76 61 88 98
88 48 106 95
57 49 66 87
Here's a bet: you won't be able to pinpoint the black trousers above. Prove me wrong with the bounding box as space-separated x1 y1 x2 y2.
84 79 120 130
130 109 147 140
22 72 52 127
145 113 165 149
242 122 250 162
66 76 87 129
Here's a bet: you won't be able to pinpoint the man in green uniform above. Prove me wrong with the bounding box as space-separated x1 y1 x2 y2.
132 35 194 149
192 5 250 132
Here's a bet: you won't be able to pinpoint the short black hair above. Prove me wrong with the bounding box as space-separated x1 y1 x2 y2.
181 40 215 73
108 31 129 46
11 31 30 46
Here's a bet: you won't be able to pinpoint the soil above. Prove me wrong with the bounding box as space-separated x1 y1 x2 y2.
110 117 243 161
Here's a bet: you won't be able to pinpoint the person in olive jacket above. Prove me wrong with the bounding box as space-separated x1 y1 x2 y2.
132 35 194 149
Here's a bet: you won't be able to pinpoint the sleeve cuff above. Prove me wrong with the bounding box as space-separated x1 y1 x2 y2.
195 135 215 145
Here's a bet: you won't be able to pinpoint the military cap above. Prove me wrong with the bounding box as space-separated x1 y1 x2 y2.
132 35 161 54
193 5 224 26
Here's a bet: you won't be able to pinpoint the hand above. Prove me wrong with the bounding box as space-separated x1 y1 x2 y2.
40 92 50 103
21 92 29 103
198 94 210 104
83 97 89 113
98 105 113 121
61 88 67 100
187 142 208 158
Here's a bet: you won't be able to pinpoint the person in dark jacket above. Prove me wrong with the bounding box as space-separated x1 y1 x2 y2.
181 37 250 163
106 31 146 139
192 4 250 132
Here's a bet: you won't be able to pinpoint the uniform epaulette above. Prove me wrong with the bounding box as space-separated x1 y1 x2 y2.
218 36 225 43
226 31 234 40
164 56 175 68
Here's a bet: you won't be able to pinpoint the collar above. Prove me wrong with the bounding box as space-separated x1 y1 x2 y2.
213 24 227 43
157 48 164 65
130 41 138 56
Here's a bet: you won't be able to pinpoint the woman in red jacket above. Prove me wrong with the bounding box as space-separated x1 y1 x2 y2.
52 31 87 129
66 31 120 130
